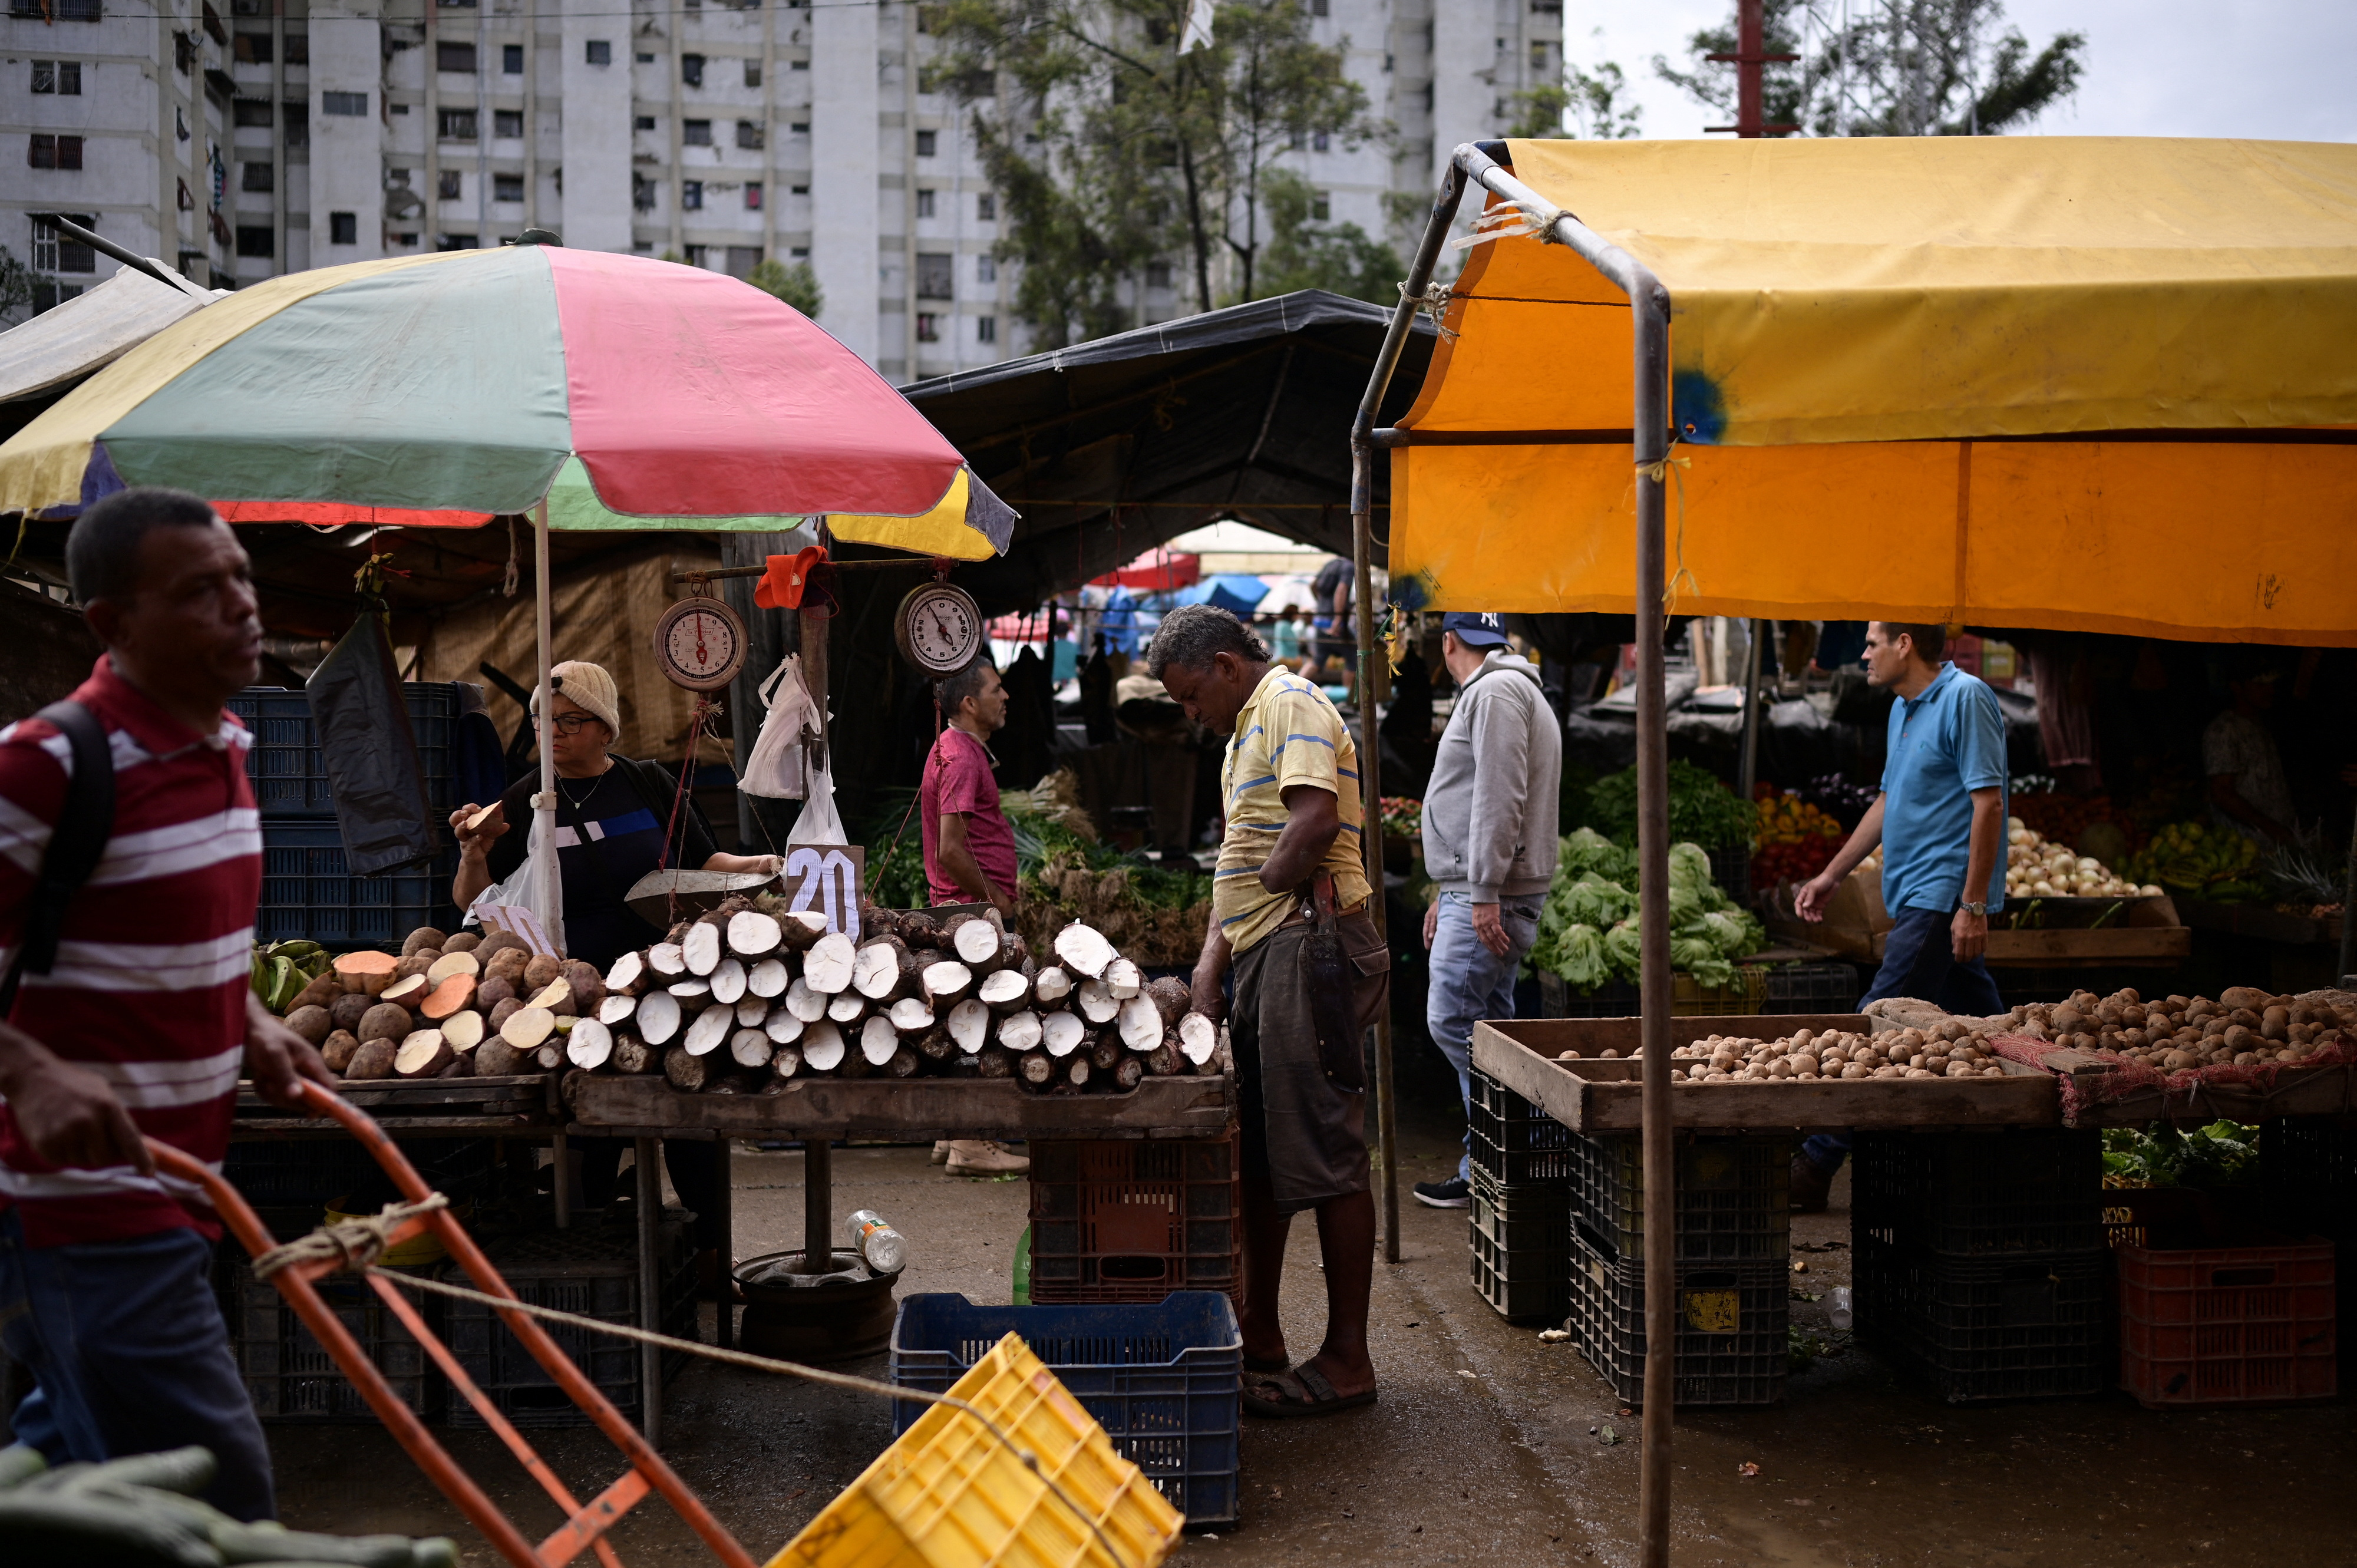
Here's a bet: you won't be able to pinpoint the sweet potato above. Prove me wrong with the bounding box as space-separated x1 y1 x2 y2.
282 1005 333 1045
320 1029 361 1074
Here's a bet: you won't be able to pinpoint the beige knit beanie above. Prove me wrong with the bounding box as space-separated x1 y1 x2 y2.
534 660 622 747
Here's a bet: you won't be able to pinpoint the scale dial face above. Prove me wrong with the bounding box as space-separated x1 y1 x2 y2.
894 582 985 677
653 596 748 692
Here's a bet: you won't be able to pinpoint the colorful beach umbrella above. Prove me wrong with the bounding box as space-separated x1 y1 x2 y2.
0 240 1015 559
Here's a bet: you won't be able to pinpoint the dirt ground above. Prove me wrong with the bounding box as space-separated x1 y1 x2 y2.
258 1085 2355 1568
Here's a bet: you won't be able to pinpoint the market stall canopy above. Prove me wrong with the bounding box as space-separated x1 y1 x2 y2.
1392 137 2357 645
0 264 217 407
0 242 1014 559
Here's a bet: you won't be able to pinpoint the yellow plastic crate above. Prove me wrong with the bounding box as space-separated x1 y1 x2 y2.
768 1332 1184 1568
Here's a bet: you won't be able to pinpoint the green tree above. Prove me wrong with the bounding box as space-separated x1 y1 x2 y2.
746 258 824 318
0 246 38 325
1507 55 1645 140
928 0 1377 345
1657 0 2084 137
1252 168 1401 303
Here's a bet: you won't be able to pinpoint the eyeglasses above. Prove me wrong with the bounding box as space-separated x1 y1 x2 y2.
549 713 602 735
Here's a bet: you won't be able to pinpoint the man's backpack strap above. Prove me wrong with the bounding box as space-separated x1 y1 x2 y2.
0 701 116 1013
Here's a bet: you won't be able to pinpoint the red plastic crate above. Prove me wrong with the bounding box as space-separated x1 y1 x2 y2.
1028 1135 1240 1308
2115 1237 2336 1408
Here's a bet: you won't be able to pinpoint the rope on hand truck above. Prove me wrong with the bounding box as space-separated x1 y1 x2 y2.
250 1193 450 1279
359 1252 1140 1568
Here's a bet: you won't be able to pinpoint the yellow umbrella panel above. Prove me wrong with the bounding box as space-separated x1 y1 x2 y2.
1389 137 2357 645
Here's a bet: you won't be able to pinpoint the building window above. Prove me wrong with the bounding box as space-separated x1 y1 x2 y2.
1145 260 1171 289
234 31 270 62
242 159 272 191
1530 40 1547 70
682 180 703 210
437 233 477 250
235 225 273 258
31 60 82 94
234 98 273 127
976 314 995 344
744 59 761 87
976 254 995 283
636 51 654 62
437 41 476 72
1312 189 1331 220
790 58 808 70
681 53 704 87
329 210 357 244
915 312 939 344
915 189 936 218
284 32 306 63
1310 0 1326 12
683 119 712 146
790 120 808 133
1312 129 1329 151
635 115 656 131
391 101 409 114
323 90 368 115
745 181 762 210
916 252 952 299
283 101 307 146
503 43 523 74
494 108 523 138
176 34 196 72
790 246 808 259
915 128 937 157
26 135 83 170
178 178 194 210
439 108 478 141
30 214 94 272
790 184 808 194
585 39 612 65
493 171 523 202
976 192 995 221
736 120 764 149
437 169 462 199
684 244 707 268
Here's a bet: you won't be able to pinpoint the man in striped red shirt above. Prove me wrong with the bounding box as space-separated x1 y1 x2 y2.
0 487 332 1520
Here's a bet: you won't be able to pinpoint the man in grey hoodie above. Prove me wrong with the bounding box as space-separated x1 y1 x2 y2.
1415 613 1562 1207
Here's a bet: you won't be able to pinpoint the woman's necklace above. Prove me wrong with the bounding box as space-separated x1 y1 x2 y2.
558 771 600 810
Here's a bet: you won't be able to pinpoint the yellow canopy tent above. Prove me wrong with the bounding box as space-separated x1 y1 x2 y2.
1342 136 2357 1567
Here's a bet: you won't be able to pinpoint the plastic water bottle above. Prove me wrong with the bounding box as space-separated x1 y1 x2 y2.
847 1209 908 1275
1827 1286 1853 1332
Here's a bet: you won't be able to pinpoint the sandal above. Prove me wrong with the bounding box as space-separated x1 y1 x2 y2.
1244 1352 1290 1376
1242 1361 1376 1420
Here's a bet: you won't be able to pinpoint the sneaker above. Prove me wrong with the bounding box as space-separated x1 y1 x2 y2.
945 1140 1030 1177
1413 1177 1470 1209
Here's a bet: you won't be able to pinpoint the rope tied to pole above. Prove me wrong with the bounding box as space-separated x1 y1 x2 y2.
1396 279 1458 341
1629 442 1699 615
251 1193 450 1281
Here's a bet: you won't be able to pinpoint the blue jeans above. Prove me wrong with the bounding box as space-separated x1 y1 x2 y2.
0 1211 274 1520
1800 903 2007 1174
1425 891 1544 1182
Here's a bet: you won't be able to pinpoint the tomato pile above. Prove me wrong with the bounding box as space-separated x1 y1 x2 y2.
1751 793 1846 887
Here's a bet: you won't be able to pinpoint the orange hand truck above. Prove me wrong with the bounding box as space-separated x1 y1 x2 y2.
150 1079 758 1568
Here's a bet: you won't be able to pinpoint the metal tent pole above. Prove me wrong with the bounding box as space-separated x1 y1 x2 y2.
1349 154 1470 1264
534 500 557 931
1738 618 1767 804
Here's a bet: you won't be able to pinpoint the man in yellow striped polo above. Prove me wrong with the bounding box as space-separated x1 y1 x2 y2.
1150 604 1389 1420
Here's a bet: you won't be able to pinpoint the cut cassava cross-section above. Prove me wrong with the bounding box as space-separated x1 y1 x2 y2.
598 994 638 1028
1051 923 1114 979
667 978 712 1002
859 1014 900 1066
764 1009 806 1046
826 992 867 1025
747 958 789 998
682 1005 734 1057
708 958 747 1005
566 1017 613 1070
1075 980 1119 1025
1103 957 1142 999
727 909 782 958
853 938 915 1001
784 976 828 1022
995 1009 1042 1053
1116 995 1164 1051
730 1028 774 1069
888 998 936 1036
1041 1011 1087 1058
775 909 829 949
682 922 723 976
603 950 647 997
499 1006 557 1051
950 916 1004 969
977 968 1031 1014
647 942 686 977
800 1021 846 1072
804 932 857 994
1032 966 1074 1006
1177 1012 1219 1065
635 990 684 1046
922 960 974 1004
946 998 992 1054
735 996 768 1027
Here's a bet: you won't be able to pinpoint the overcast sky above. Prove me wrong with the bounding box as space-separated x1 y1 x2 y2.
1571 1 2357 145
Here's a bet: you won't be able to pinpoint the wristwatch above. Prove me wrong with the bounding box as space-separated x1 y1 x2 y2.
1959 900 1989 916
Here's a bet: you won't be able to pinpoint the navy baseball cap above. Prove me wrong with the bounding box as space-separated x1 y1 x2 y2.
1442 612 1508 648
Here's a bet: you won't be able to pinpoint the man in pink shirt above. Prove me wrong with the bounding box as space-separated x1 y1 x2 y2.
919 657 1025 1174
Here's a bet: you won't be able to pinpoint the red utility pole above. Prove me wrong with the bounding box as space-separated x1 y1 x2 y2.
1705 0 1800 136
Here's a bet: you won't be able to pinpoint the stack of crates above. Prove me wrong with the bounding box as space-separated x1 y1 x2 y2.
230 684 468 950
1853 1128 2111 1402
1027 1135 1242 1310
1465 1070 1574 1322
2262 1117 2356 1358
1564 1131 1794 1406
445 1214 698 1428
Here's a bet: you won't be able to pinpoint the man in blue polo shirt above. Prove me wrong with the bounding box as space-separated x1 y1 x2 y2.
1791 620 2008 1207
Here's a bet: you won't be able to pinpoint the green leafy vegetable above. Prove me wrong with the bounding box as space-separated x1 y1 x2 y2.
1560 872 1632 928
1584 758 1757 850
2101 1121 2260 1191
1559 826 1635 884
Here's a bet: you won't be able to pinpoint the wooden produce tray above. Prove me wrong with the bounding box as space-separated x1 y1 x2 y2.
2026 1047 2353 1128
2177 899 2343 948
1760 877 2188 968
1470 1015 2059 1133
564 1070 1237 1143
232 1072 560 1136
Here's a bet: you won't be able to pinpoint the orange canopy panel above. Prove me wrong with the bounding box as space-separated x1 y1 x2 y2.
1391 137 2357 645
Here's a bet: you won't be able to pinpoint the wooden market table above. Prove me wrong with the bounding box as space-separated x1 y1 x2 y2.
565 1070 1239 1445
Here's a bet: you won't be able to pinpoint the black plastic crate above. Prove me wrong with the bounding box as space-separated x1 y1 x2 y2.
1469 1122 1576 1184
1854 1130 2105 1256
1854 1239 2112 1404
259 818 461 952
1761 962 1860 1015
445 1219 696 1428
2262 1119 2357 1237
231 1263 441 1424
891 1293 1242 1529
230 683 464 818
1705 841 1751 904
1028 1136 1240 1306
223 1140 385 1210
1471 1166 1572 1255
1468 1069 1576 1156
1470 1197 1571 1325
1534 973 1642 1020
1568 1131 1792 1266
1566 1232 1787 1407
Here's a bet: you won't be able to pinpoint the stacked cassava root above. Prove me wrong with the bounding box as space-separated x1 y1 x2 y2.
585 901 1229 1096
272 926 608 1081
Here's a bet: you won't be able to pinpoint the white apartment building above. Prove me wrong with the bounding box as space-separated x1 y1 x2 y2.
4 0 1561 380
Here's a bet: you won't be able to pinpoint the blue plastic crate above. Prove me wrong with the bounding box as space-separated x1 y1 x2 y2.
229 684 464 818
259 818 460 951
889 1292 1242 1529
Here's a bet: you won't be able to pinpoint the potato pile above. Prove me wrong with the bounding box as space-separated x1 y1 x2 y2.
273 927 602 1081
586 900 1229 1097
2000 985 2352 1070
1651 1021 2012 1082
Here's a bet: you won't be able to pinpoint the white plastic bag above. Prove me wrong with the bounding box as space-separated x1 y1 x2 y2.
466 795 567 955
741 655 815 800
787 754 847 847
